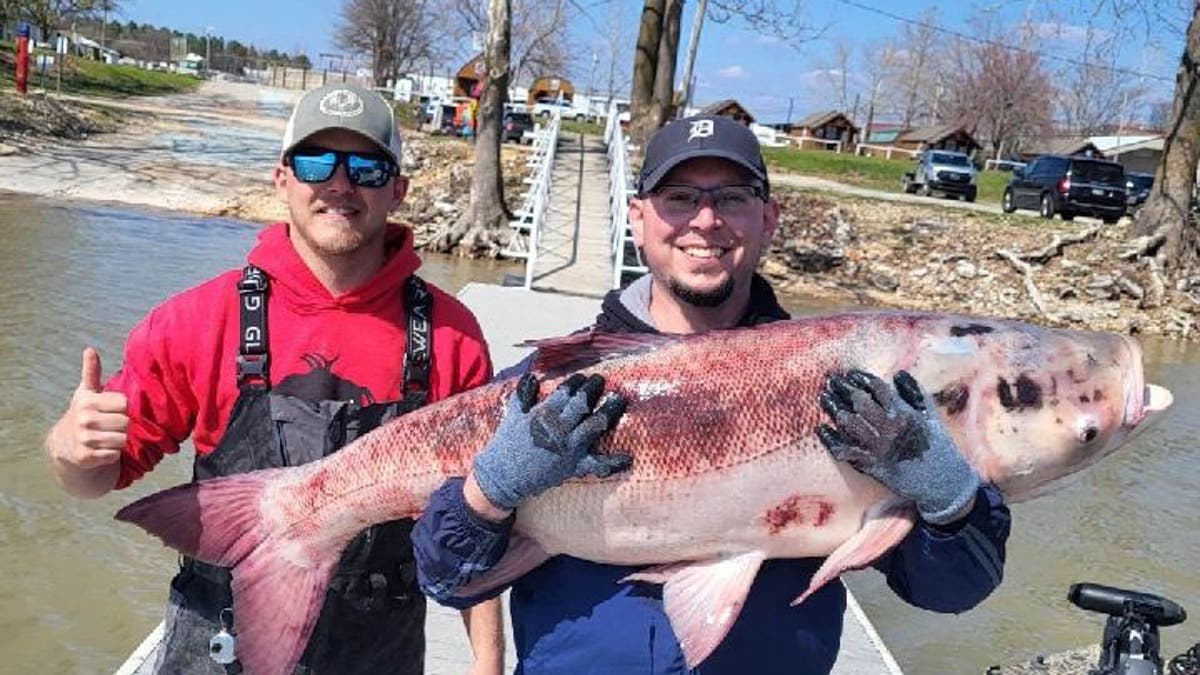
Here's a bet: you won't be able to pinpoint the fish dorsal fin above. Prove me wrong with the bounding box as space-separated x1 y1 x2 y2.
621 551 767 668
523 330 685 377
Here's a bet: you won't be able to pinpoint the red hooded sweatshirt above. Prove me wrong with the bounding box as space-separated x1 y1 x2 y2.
108 222 493 489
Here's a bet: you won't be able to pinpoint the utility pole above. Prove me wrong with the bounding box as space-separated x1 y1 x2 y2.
786 97 793 125
677 0 709 116
205 26 213 75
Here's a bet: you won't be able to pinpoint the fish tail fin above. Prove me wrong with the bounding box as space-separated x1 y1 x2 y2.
116 470 340 675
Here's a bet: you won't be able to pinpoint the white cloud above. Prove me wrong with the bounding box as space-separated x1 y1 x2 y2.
755 34 780 46
1025 21 1111 42
717 65 746 78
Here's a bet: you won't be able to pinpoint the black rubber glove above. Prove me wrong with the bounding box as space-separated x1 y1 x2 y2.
816 369 980 525
473 373 631 511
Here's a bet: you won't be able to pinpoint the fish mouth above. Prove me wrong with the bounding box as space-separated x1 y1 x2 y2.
1119 335 1172 429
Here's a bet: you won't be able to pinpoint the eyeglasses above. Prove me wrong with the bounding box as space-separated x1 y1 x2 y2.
648 184 766 220
286 148 397 188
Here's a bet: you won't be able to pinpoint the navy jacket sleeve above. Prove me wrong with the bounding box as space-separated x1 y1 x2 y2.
412 477 514 609
412 353 537 609
874 483 1011 613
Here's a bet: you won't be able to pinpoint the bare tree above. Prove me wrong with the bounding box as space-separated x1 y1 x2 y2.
895 6 939 128
1147 98 1173 129
940 23 1055 159
449 0 569 88
628 0 665 146
599 1 634 102
1131 3 1200 268
816 37 854 113
1053 16 1148 134
432 0 511 256
857 40 902 139
337 0 438 86
628 0 820 147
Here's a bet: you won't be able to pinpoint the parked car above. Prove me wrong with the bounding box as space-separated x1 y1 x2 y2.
1126 171 1154 211
1001 155 1127 224
902 150 978 201
502 110 535 144
531 97 591 121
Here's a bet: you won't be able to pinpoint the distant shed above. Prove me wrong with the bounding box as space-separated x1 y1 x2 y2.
788 110 859 151
527 76 575 105
697 99 755 126
892 125 981 155
454 53 486 98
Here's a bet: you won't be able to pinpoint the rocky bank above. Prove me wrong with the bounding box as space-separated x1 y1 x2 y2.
763 192 1198 340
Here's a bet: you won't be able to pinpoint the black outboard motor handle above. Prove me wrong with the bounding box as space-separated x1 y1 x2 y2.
1070 583 1188 627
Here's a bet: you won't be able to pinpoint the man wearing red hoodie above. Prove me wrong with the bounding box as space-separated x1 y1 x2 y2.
44 83 505 674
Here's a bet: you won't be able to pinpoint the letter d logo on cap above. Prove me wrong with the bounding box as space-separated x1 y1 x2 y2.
688 119 714 142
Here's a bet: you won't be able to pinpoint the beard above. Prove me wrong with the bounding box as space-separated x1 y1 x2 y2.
666 274 735 308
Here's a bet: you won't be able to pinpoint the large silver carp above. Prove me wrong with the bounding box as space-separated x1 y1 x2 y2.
116 311 1172 674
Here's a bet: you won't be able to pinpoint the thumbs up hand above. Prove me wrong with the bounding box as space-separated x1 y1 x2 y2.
52 347 129 470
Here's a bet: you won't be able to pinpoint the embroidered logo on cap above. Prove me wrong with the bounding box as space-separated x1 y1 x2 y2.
688 119 714 142
318 89 365 117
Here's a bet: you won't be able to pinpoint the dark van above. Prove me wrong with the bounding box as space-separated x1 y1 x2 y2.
1002 155 1127 223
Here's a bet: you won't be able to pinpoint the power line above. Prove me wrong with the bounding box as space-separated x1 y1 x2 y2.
834 0 1174 83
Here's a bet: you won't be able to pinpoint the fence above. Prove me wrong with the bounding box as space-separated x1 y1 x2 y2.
502 106 562 289
854 142 920 160
244 66 371 90
604 103 645 289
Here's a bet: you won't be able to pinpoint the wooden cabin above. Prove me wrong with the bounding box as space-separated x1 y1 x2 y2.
453 53 486 98
1016 138 1105 163
788 110 859 151
892 125 981 155
527 76 575 105
697 99 755 126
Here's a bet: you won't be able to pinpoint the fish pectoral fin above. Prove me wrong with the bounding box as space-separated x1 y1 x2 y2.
792 498 916 606
454 531 551 598
626 551 767 669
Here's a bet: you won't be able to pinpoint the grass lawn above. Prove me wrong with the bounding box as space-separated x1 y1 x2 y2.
561 118 605 137
761 145 1012 206
0 45 200 98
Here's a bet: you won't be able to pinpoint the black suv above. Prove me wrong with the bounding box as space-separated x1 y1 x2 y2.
1126 171 1154 212
1002 155 1127 223
502 111 535 144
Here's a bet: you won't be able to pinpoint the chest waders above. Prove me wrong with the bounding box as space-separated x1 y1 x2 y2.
154 265 433 675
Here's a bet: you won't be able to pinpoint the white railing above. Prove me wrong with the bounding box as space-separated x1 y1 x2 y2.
604 103 645 289
502 103 561 290
854 142 919 160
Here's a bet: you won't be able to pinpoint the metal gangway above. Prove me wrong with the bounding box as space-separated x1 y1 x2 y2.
603 104 646 289
502 104 562 287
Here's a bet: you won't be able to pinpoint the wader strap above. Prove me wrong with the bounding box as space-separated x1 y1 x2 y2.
402 276 431 408
236 265 269 387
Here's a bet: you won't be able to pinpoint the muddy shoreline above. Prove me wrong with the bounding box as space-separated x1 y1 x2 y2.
1 82 1193 341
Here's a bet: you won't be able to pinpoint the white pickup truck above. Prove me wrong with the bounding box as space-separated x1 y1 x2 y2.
531 97 592 122
902 150 978 202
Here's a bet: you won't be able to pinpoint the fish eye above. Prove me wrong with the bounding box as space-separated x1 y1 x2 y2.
1080 426 1099 444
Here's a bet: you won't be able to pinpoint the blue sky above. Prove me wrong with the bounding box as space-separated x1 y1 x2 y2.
123 0 1187 123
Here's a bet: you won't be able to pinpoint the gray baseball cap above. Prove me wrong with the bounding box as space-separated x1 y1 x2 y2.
280 83 402 165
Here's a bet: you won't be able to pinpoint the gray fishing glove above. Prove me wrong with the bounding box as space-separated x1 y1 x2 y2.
815 369 980 525
472 372 631 511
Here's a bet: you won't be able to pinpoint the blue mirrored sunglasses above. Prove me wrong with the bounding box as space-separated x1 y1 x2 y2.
286 148 397 188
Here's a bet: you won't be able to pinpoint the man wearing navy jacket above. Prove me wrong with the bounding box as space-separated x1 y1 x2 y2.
412 115 1011 674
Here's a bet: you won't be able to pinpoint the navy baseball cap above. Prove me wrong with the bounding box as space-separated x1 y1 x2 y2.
637 115 769 197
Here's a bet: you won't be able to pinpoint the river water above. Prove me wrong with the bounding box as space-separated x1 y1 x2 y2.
0 193 1196 674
